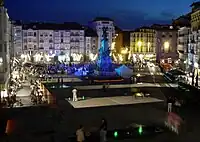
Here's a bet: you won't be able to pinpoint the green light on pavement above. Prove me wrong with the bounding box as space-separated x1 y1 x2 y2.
138 125 143 134
114 131 118 137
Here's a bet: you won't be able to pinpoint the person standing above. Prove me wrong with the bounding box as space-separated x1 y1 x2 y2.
76 125 85 142
72 88 78 101
100 118 107 142
167 97 172 112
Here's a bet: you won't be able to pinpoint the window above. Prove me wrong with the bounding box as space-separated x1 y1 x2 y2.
24 45 27 50
34 45 37 50
49 39 53 43
61 39 63 43
24 39 27 42
0 44 2 52
28 32 32 36
23 32 27 36
40 39 44 43
34 32 36 37
4 44 6 52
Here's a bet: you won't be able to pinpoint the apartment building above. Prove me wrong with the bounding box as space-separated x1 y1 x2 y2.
13 22 85 62
152 24 178 63
130 27 156 61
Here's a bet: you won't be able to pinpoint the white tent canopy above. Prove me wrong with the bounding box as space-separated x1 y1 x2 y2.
115 65 133 78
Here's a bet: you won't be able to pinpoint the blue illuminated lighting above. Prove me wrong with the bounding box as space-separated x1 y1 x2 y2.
96 27 113 75
74 67 88 76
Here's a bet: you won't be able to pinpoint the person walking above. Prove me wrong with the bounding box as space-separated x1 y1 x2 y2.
76 125 85 142
100 118 107 142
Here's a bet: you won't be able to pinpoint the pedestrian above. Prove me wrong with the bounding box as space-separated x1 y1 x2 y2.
167 97 172 112
72 88 78 101
174 99 181 113
102 84 106 92
76 125 85 142
100 118 107 142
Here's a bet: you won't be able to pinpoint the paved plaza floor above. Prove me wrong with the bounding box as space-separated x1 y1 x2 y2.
68 96 164 108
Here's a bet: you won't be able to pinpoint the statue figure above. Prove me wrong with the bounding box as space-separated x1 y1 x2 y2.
72 88 78 101
97 27 113 74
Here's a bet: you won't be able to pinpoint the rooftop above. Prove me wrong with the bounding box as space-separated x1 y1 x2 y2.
93 17 113 22
20 22 84 30
151 24 178 31
190 1 200 7
115 26 122 32
84 26 98 37
133 26 154 32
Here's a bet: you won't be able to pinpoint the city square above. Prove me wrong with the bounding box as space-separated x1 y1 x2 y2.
1 0 200 142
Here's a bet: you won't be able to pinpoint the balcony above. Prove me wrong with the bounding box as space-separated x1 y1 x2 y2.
49 47 55 50
177 45 184 52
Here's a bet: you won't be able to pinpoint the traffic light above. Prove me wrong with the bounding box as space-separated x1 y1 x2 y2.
114 131 118 138
138 125 143 135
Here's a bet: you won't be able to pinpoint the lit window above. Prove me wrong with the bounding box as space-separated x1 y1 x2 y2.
0 57 3 64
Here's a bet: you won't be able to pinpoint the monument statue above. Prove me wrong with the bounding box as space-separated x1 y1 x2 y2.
96 27 113 75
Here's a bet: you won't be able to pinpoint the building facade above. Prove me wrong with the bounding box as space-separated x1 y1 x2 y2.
84 27 98 61
177 27 190 70
114 26 123 54
13 22 86 62
187 2 200 72
92 17 115 50
0 6 11 93
130 27 156 61
152 25 178 64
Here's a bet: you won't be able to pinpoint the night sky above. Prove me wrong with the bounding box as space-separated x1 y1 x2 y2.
5 0 194 29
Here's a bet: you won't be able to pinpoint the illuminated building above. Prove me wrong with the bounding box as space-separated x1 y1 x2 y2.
114 26 123 54
186 2 200 72
13 22 85 62
191 1 200 31
92 17 115 51
152 24 178 64
173 14 191 71
130 27 156 61
0 6 11 96
177 27 190 69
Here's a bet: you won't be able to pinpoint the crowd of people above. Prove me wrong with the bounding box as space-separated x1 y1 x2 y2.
30 79 47 105
76 118 107 142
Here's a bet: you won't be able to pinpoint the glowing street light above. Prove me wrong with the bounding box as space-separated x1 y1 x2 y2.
111 42 116 50
137 41 142 47
121 48 128 54
164 41 169 52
